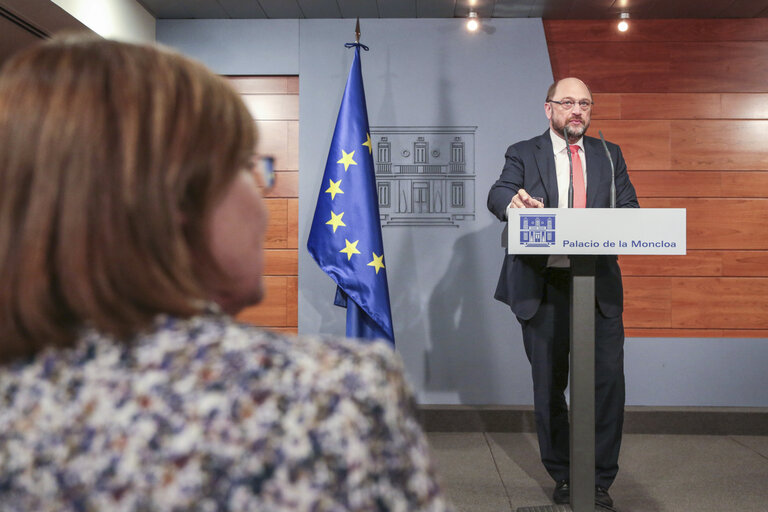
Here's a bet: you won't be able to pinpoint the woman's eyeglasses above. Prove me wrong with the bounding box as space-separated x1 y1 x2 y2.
254 156 275 192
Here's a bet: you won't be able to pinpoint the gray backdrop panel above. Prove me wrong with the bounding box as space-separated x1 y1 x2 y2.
298 19 548 405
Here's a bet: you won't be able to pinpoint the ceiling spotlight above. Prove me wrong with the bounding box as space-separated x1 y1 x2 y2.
617 12 630 32
466 11 479 32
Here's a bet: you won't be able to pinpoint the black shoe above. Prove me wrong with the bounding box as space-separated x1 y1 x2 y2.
552 480 570 505
595 485 614 508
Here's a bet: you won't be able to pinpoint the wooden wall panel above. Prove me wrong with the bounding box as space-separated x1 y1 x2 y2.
263 199 289 248
622 277 672 328
286 198 299 249
545 20 768 93
544 19 768 44
722 94 768 119
549 43 672 93
228 76 299 331
263 249 298 275
670 278 768 329
241 95 299 120
669 43 768 93
264 171 298 198
623 277 768 330
591 120 768 171
710 171 768 198
620 253 723 277
622 251 768 279
626 328 768 338
631 171 768 198
630 171 722 198
591 93 621 119
237 276 289 327
588 120 671 170
670 121 768 170
256 120 292 171
594 93 768 120
545 19 768 338
228 76 294 94
286 76 299 94
286 121 299 170
722 251 768 276
641 198 768 250
627 93 719 119
287 276 298 326
593 93 718 120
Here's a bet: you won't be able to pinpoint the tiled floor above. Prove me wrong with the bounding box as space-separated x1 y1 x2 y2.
427 432 768 512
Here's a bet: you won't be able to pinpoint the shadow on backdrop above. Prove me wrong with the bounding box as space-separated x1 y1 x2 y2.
424 223 512 403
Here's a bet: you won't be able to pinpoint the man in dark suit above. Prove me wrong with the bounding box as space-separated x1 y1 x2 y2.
487 77 639 508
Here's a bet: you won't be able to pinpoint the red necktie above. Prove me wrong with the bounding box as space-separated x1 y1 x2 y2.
569 145 586 208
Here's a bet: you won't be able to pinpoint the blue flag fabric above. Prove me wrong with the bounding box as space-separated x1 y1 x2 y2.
307 46 395 345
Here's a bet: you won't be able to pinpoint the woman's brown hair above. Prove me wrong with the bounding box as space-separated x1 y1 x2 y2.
0 36 256 363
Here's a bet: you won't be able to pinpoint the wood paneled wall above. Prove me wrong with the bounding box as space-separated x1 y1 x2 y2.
544 19 768 338
229 77 299 334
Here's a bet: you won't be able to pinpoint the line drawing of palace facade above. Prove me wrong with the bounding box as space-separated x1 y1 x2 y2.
370 126 477 227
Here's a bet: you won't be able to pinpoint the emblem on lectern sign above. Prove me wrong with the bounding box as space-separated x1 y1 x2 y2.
519 214 556 247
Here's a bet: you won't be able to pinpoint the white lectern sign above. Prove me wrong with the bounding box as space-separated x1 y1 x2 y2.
506 208 686 255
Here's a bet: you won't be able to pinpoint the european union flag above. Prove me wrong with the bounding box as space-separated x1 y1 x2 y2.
307 44 394 345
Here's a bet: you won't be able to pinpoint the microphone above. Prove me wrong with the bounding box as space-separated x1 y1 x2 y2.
598 130 616 208
564 125 574 208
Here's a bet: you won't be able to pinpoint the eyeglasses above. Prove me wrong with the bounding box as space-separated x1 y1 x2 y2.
548 99 593 111
250 155 275 192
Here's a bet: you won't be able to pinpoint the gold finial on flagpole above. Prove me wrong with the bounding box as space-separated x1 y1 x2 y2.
355 17 361 43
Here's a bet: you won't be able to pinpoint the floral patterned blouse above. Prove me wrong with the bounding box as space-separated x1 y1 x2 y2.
0 311 452 511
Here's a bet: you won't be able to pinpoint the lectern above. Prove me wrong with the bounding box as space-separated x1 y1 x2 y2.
505 208 686 512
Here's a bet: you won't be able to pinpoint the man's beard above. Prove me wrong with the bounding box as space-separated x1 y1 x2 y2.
554 116 589 139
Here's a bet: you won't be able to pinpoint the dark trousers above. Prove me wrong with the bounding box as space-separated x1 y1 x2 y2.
518 268 625 489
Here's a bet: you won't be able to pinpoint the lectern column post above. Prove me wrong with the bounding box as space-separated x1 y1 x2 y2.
569 256 597 512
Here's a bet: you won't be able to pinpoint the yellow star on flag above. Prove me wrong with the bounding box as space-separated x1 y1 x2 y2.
367 252 385 274
325 179 344 200
337 149 357 171
326 211 346 233
362 133 372 154
340 239 361 260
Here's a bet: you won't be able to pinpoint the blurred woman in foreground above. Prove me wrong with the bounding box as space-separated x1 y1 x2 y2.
0 36 452 511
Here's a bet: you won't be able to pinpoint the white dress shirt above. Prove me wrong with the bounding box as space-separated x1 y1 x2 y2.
549 128 587 208
548 128 587 267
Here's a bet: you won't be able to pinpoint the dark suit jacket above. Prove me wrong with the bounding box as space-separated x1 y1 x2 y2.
487 130 639 321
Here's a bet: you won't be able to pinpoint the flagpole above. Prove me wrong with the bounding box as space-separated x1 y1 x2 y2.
307 18 394 345
345 20 369 52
